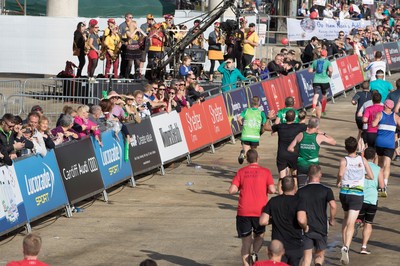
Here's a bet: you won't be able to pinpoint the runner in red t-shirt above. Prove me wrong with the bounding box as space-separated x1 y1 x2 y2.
7 234 49 266
229 149 276 265
254 240 289 266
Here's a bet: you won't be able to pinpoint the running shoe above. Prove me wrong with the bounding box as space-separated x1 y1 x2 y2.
360 247 371 255
250 252 258 264
340 246 349 265
238 150 245 164
378 187 387 198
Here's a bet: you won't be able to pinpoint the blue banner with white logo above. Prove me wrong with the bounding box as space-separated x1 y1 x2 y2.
296 69 315 107
0 165 28 236
13 151 68 222
223 87 248 135
92 130 133 189
246 83 270 116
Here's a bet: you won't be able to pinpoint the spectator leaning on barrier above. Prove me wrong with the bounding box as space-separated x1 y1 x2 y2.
267 54 288 78
218 58 247 92
0 113 23 160
51 114 80 145
73 105 103 147
13 115 34 158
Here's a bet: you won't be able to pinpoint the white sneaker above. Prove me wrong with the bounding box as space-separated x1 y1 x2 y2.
340 246 349 265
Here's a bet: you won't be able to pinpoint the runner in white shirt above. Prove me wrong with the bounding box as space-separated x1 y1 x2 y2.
364 51 386 81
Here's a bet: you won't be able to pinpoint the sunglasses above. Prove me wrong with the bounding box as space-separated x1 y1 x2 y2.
339 34 344 36
169 92 176 95
94 26 99 28
179 83 185 86
158 88 165 91
4 122 14 128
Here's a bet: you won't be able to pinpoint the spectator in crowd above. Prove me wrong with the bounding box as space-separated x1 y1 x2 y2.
0 113 23 159
56 105 77 127
123 94 142 123
298 2 308 17
323 4 335 18
187 81 206 105
37 116 56 150
6 233 48 266
119 12 134 77
267 54 288 78
73 22 86 77
259 58 269 80
73 105 102 147
133 90 151 118
108 91 127 121
27 112 54 157
13 115 34 158
365 51 386 81
301 36 319 64
218 59 247 92
285 50 302 71
360 4 371 20
208 22 224 82
174 81 190 109
179 56 193 79
51 114 80 145
253 240 288 266
88 105 107 132
165 87 181 113
259 176 307 266
339 4 351 19
31 105 43 117
229 149 275 266
143 84 167 111
309 1 320 18
242 23 259 69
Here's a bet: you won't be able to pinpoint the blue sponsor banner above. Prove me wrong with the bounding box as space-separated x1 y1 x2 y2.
295 69 332 107
246 83 270 116
223 87 248 135
0 165 28 236
13 150 68 222
92 130 133 188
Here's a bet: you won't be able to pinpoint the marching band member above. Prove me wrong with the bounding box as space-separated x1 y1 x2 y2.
73 22 87 77
87 19 101 78
125 21 147 79
119 12 133 78
104 25 122 79
208 22 224 82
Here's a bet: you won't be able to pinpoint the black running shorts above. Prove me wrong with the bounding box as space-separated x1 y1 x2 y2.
340 193 364 211
358 202 378 224
236 216 265 238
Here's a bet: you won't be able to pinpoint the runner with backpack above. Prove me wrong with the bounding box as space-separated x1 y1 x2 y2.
308 49 333 118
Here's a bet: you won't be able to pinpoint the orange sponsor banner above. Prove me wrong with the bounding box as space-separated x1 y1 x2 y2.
179 102 213 153
202 95 233 144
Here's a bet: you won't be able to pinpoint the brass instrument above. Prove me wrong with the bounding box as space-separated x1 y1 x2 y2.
217 34 225 45
110 38 121 62
84 32 90 55
99 44 107 60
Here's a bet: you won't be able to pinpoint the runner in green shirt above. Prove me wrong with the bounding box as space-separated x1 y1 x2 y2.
275 96 299 124
237 96 267 164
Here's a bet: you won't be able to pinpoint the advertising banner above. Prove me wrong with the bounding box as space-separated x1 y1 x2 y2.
346 55 365 88
55 137 105 204
383 42 400 71
279 74 303 109
91 131 133 189
296 68 315 107
150 111 189 164
179 103 213 152
13 151 68 222
223 87 248 135
201 95 233 143
261 78 285 112
330 61 346 96
365 44 384 61
287 18 371 41
335 56 354 89
126 120 162 176
246 83 270 115
0 165 28 236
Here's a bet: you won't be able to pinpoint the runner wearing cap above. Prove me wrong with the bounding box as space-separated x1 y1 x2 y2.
308 49 333 118
371 99 400 197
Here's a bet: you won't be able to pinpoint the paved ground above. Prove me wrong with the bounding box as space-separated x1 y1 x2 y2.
1 78 400 266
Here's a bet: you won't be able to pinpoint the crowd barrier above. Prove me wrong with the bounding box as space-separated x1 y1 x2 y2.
0 53 366 237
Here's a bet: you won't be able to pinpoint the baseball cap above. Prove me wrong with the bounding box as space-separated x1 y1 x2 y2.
89 19 98 27
384 99 394 109
107 18 115 24
320 49 328 57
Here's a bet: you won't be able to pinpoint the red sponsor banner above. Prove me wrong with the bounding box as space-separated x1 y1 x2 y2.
346 54 364 86
335 57 353 89
279 73 303 109
202 95 233 143
261 78 285 112
179 103 213 152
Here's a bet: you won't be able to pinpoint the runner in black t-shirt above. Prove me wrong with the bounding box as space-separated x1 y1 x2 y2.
266 110 307 194
351 81 371 151
297 165 337 266
260 176 308 266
